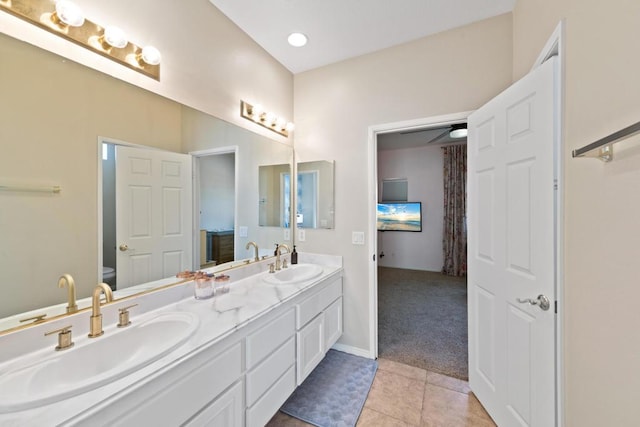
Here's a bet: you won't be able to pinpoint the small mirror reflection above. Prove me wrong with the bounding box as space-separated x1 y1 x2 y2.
296 160 335 229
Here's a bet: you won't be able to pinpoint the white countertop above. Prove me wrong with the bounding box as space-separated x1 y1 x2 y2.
0 253 342 426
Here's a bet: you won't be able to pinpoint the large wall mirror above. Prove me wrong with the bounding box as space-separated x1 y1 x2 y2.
296 160 335 229
0 32 292 333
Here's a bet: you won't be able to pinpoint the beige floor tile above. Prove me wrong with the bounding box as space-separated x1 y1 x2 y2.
378 358 428 382
265 411 315 427
364 369 425 425
356 407 416 427
421 384 496 427
425 371 471 394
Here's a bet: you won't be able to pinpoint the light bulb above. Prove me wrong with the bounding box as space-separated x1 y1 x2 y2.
103 26 128 49
276 118 286 130
265 112 276 125
251 104 264 117
54 0 85 27
140 46 161 65
286 122 295 132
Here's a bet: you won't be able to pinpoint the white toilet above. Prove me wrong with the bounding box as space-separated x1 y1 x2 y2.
102 266 116 289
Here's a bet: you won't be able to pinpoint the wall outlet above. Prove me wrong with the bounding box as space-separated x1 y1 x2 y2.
352 231 365 245
284 228 291 241
298 229 306 242
238 226 248 238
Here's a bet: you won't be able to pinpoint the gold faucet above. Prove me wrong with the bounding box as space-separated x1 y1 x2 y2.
275 244 291 270
245 241 259 261
88 283 113 338
58 274 78 313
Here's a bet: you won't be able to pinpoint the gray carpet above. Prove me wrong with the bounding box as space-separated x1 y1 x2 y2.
280 349 378 427
378 267 468 380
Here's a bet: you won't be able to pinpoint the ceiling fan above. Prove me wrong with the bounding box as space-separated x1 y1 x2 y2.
399 123 468 144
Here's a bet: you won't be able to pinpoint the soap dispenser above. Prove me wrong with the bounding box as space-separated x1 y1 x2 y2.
291 245 298 265
274 243 279 255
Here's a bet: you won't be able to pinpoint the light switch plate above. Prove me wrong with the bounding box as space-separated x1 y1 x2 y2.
284 228 291 241
352 231 365 245
238 226 248 238
298 229 306 242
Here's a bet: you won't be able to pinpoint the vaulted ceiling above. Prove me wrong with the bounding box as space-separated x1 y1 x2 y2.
209 0 516 73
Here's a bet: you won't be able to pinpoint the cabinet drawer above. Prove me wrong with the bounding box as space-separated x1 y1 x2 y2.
185 381 243 427
296 277 342 328
104 342 242 427
246 337 295 407
246 366 296 427
246 308 295 369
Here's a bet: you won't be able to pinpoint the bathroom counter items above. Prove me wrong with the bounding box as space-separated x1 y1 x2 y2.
0 252 342 426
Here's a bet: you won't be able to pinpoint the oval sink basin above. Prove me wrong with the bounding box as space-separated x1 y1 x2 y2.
0 311 199 413
262 263 323 285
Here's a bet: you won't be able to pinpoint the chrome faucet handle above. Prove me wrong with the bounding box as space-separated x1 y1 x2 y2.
268 263 275 273
282 258 288 269
45 325 74 351
117 304 138 328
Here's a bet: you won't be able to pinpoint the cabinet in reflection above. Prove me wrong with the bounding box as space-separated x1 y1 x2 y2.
207 230 234 265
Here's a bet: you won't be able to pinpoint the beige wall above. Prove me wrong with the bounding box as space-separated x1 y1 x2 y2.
514 1 640 425
0 33 182 316
294 14 513 351
0 0 293 144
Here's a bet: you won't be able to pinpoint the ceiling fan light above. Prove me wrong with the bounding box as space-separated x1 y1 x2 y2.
449 126 468 139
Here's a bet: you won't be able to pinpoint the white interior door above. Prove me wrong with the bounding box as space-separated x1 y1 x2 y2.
116 146 192 288
467 56 557 426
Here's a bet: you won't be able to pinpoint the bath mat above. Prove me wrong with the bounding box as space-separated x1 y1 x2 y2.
280 349 378 427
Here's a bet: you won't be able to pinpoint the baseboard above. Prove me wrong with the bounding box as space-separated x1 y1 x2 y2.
331 343 374 359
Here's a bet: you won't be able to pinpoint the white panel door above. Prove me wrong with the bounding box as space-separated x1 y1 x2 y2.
116 146 192 288
467 56 557 427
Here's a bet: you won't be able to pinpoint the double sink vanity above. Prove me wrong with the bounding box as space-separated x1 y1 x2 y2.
0 252 343 426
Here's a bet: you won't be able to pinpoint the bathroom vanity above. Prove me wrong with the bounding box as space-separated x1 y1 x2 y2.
0 253 342 426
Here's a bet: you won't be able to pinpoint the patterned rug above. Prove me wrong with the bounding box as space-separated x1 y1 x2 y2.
280 350 378 427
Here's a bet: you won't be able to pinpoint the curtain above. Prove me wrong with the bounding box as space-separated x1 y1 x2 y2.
442 145 467 277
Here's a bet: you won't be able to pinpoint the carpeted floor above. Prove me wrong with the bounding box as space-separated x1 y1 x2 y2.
378 267 468 380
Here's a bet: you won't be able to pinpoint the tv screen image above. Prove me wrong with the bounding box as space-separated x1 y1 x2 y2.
377 202 422 232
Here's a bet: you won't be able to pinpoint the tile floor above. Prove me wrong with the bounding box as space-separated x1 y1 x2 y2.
266 358 496 427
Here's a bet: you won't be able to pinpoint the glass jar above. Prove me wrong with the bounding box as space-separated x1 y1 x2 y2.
194 276 214 300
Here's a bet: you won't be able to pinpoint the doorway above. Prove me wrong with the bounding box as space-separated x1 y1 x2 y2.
190 146 238 269
374 119 469 379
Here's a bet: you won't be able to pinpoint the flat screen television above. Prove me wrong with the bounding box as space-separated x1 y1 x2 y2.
377 202 422 232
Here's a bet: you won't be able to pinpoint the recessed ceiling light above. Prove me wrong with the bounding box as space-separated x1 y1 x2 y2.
287 32 308 47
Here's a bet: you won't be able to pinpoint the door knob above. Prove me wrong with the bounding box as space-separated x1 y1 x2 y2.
119 244 129 252
517 294 551 311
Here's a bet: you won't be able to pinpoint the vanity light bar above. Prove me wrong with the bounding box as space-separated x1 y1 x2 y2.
240 100 294 138
0 0 161 80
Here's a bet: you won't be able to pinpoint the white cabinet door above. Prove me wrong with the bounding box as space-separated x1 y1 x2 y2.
468 56 557 427
185 381 243 427
296 315 324 385
323 297 342 351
